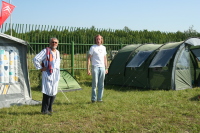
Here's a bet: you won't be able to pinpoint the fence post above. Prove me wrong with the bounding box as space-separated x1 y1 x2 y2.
120 43 123 49
71 41 74 76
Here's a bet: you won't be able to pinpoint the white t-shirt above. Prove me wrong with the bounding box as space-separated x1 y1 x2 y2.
89 44 107 67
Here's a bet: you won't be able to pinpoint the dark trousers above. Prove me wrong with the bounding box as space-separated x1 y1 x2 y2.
41 93 56 113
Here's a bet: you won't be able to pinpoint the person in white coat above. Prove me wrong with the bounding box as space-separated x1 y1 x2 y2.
33 37 60 114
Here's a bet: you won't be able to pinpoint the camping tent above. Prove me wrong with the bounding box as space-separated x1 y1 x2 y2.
58 69 81 92
106 37 200 90
0 33 39 108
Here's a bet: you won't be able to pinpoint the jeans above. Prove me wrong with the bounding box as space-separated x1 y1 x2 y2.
91 66 105 101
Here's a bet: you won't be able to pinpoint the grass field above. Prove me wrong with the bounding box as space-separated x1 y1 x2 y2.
0 71 200 132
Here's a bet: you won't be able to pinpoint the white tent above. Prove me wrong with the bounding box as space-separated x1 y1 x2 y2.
0 33 39 108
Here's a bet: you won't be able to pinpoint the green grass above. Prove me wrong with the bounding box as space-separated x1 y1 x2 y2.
0 71 200 132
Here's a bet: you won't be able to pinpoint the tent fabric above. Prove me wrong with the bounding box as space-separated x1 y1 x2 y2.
107 44 141 85
175 70 191 90
106 43 163 88
176 47 190 69
173 44 192 90
106 37 200 90
160 42 183 50
58 69 81 92
0 33 40 109
108 44 141 75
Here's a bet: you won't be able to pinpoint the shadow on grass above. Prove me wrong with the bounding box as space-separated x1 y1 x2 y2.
0 104 43 116
54 101 103 106
105 84 155 92
31 86 41 91
189 95 200 101
0 111 43 115
79 81 91 87
80 81 159 92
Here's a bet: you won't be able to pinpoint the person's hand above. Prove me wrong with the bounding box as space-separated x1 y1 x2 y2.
41 67 47 72
87 70 91 75
105 69 108 74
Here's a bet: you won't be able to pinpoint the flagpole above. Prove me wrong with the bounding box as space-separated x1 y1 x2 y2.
9 0 12 36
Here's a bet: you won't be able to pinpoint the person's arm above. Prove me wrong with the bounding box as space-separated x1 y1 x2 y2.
87 54 92 75
33 49 46 71
104 55 108 74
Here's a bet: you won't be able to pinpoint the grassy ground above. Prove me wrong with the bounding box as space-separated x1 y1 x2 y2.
0 71 200 132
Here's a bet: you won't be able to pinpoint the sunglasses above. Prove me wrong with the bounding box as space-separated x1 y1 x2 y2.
52 41 58 44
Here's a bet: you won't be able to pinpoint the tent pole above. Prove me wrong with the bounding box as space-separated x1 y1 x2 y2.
59 88 70 103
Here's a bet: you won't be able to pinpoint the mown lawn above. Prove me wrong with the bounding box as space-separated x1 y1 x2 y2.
0 72 200 132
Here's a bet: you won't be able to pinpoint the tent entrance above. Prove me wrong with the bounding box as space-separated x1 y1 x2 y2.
174 46 192 90
148 47 178 90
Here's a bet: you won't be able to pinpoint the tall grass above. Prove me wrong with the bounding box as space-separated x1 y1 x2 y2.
0 70 200 132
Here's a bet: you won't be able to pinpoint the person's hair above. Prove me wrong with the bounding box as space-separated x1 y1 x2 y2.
49 37 59 44
94 34 103 44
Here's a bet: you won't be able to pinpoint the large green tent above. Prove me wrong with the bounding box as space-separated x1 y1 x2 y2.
106 37 200 90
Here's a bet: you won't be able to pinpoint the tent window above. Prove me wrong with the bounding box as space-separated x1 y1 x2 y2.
191 49 200 61
176 49 189 69
191 49 200 68
126 51 153 67
149 48 178 68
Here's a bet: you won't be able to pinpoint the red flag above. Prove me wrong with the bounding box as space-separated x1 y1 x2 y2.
0 1 15 26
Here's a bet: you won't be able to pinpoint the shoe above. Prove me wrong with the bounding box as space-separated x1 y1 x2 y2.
97 100 103 102
91 100 96 103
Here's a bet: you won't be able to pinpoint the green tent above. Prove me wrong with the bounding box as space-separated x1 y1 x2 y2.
106 37 200 90
58 69 81 92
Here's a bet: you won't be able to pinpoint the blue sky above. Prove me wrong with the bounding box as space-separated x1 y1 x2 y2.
3 0 200 32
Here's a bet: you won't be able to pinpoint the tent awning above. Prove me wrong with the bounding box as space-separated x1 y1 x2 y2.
185 38 200 46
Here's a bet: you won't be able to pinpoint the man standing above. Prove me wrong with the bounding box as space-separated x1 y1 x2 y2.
33 37 60 114
87 34 108 102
